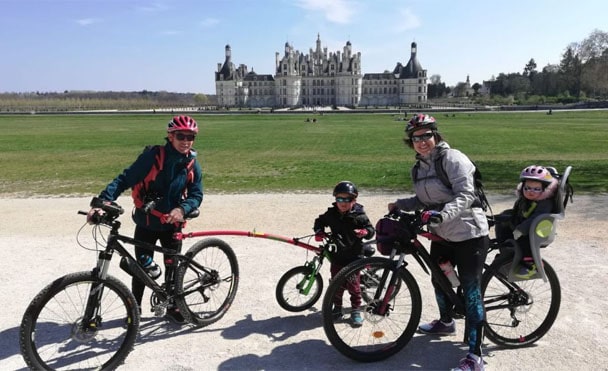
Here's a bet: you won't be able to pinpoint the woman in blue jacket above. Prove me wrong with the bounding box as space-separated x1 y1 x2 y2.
94 115 203 324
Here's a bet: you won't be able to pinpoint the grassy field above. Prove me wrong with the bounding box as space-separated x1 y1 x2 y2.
0 110 606 196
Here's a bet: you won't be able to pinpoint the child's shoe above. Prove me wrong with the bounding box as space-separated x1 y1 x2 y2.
350 310 363 327
514 262 537 279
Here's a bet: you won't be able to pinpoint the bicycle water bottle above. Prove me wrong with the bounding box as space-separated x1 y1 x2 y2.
438 259 460 287
139 254 162 279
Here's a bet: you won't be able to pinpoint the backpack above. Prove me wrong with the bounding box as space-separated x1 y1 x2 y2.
131 145 195 210
413 148 492 215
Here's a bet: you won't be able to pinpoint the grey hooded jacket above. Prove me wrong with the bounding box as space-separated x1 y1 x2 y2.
394 141 489 242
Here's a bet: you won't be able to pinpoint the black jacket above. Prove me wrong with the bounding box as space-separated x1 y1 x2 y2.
313 203 375 266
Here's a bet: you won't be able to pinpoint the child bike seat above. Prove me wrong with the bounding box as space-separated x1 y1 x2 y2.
508 166 573 282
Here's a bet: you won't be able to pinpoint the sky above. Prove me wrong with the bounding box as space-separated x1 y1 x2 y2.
1 0 607 95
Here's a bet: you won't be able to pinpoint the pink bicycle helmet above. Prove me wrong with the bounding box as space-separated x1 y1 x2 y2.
405 114 437 136
520 165 554 184
167 115 199 133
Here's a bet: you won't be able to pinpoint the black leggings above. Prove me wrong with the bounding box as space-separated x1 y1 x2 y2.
132 225 182 307
430 236 489 356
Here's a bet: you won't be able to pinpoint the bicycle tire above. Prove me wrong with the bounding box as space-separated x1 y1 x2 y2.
19 271 140 370
482 252 561 347
322 257 422 362
275 265 323 312
174 238 239 327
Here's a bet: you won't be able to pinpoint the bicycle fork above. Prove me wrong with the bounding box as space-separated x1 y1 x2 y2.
299 256 323 295
81 249 115 332
374 256 406 316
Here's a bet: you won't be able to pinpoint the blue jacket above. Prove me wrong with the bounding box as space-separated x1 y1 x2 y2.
99 140 203 231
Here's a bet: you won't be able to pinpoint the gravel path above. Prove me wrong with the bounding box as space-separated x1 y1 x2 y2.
1 193 606 370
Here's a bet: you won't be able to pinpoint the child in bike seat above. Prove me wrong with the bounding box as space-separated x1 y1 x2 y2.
313 181 375 327
495 165 558 279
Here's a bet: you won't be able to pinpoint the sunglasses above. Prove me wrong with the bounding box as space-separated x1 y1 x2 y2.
523 185 543 192
174 133 196 141
335 197 354 203
411 132 434 143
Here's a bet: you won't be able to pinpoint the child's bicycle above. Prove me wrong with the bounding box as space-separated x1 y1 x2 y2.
275 232 376 312
321 209 561 362
19 197 239 370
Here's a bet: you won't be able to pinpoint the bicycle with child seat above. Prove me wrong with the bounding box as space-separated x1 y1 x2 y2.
19 197 239 371
274 232 377 312
321 209 561 362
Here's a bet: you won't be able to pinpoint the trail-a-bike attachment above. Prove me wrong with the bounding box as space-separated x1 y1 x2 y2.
321 209 561 363
19 197 239 370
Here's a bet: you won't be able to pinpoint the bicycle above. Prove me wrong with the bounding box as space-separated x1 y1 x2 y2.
321 209 561 362
275 233 376 312
19 197 239 370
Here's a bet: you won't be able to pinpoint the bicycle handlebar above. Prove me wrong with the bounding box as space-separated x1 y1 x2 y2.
90 196 124 216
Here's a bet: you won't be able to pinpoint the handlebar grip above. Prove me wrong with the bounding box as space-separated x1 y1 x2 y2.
90 196 124 216
185 208 200 219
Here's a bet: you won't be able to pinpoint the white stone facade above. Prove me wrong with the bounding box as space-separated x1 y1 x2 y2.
215 36 427 108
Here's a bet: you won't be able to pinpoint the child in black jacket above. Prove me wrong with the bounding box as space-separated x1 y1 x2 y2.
313 181 374 326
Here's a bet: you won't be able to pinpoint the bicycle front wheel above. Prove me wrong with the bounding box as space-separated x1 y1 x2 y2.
174 238 239 327
482 252 561 347
276 265 323 312
19 271 140 370
322 257 422 362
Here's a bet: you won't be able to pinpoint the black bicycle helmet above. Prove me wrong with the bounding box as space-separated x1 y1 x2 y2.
405 113 437 137
333 181 358 197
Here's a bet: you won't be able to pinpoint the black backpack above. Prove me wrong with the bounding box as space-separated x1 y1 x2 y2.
412 148 492 215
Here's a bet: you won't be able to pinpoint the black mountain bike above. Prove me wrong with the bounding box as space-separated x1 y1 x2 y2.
19 197 239 370
322 210 561 362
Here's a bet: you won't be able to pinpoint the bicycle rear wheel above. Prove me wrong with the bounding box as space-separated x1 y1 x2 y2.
322 257 422 362
275 265 323 312
19 271 139 370
482 252 561 347
174 238 239 327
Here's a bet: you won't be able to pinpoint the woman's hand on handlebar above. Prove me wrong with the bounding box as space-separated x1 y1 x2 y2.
86 208 104 225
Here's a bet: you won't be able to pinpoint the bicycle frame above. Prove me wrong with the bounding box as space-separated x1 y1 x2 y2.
374 227 467 320
83 218 224 322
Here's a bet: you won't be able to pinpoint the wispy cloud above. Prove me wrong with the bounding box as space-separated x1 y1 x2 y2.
392 8 421 33
200 18 220 28
75 18 101 26
295 0 357 24
136 2 169 12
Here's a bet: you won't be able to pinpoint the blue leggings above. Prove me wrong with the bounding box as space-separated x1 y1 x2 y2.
430 236 489 356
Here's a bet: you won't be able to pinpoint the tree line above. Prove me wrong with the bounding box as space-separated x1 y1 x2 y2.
428 29 608 105
0 90 215 112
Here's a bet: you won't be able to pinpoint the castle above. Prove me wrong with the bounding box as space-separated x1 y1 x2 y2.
215 35 427 108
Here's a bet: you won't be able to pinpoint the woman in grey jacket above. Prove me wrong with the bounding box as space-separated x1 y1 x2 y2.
388 114 489 371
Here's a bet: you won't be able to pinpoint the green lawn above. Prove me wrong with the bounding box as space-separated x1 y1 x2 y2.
0 110 606 196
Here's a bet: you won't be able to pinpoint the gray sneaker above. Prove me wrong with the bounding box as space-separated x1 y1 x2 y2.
418 319 456 335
